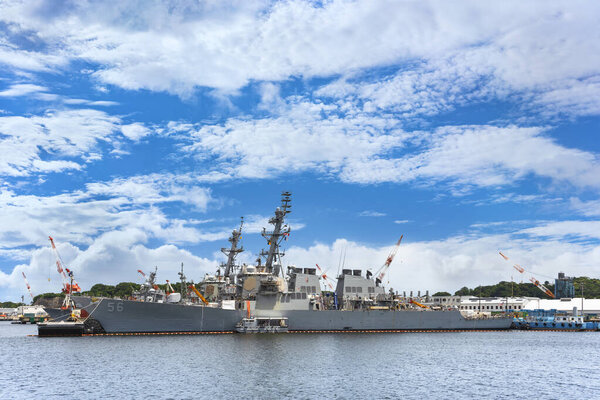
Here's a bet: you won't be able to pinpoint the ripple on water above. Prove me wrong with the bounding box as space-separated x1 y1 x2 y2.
1 324 599 399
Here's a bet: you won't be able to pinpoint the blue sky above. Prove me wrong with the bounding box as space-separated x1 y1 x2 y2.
1 0 599 301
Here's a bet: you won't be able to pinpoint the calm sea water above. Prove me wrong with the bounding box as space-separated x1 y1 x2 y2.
1 322 599 399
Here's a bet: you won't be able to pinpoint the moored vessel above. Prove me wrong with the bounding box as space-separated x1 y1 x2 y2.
42 192 514 336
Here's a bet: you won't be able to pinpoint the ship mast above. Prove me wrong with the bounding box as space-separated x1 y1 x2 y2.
178 263 186 302
261 192 291 276
221 217 244 279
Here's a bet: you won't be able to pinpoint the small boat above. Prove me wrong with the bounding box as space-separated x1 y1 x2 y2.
513 310 587 331
235 317 288 333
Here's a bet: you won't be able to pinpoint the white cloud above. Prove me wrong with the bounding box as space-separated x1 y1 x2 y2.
0 233 217 302
177 98 405 181
0 83 48 97
177 97 600 190
62 98 119 107
285 230 600 296
0 41 67 72
359 211 386 217
570 198 600 217
0 0 597 118
121 123 151 141
4 217 600 302
0 109 124 176
394 220 410 224
0 174 215 252
518 220 600 241
399 125 600 189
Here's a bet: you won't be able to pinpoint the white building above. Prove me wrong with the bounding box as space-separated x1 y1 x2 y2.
431 296 530 311
431 295 600 315
522 298 600 315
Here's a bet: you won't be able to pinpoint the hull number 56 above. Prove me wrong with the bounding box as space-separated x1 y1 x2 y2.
107 301 123 312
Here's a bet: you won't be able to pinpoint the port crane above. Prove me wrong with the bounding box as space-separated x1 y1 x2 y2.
22 272 34 301
49 236 81 294
375 235 403 285
498 251 555 298
188 284 209 305
409 299 429 309
316 264 335 290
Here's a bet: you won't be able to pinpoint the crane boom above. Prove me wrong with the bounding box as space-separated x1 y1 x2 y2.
48 236 81 293
22 272 34 301
409 299 428 309
499 251 554 298
375 235 403 282
189 284 209 305
529 277 555 298
316 264 335 290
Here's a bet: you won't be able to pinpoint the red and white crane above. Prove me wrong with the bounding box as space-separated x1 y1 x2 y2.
22 272 34 301
48 236 81 294
375 235 403 283
316 264 335 290
498 251 555 298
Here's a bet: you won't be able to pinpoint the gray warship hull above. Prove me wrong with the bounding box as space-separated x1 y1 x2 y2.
87 299 512 333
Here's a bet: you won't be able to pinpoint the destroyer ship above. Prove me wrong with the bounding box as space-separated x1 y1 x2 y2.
42 192 513 335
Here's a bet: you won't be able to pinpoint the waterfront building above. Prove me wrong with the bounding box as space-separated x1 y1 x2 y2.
554 272 575 299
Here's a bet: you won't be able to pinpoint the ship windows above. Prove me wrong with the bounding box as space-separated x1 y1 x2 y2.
301 293 307 300
312 286 317 293
368 287 375 294
357 287 363 293
346 286 351 292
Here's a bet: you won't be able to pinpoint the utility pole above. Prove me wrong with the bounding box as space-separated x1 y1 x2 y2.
581 281 584 316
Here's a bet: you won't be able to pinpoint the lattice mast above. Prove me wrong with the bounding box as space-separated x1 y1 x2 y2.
261 192 292 276
222 217 244 279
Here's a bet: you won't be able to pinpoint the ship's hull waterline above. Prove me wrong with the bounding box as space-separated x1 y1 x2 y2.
88 299 513 333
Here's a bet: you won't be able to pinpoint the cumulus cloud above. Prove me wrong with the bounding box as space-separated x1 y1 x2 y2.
121 123 151 141
3 215 599 301
0 109 123 176
0 0 597 118
0 233 218 302
285 228 600 295
175 98 600 191
177 98 405 181
0 174 215 253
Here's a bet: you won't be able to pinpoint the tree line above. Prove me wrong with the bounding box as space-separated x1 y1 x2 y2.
450 277 600 299
5 276 599 306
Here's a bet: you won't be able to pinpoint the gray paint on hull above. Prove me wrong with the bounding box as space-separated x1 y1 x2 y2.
89 299 512 333
90 299 243 333
260 309 513 330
